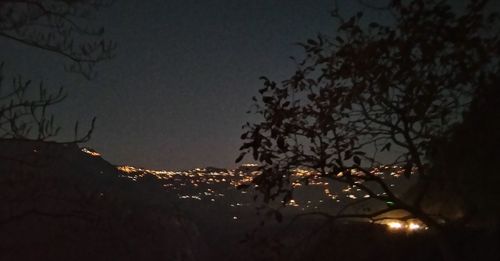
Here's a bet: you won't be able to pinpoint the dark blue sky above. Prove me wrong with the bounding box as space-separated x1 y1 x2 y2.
1 1 392 169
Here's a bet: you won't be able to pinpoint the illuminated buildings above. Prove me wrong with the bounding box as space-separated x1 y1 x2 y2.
85 149 426 231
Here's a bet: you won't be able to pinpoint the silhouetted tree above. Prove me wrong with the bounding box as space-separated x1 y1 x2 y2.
425 73 500 226
0 139 204 261
0 4 206 259
238 0 499 234
0 0 115 141
0 0 116 78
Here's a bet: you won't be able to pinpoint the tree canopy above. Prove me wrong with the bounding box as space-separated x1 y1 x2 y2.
0 0 115 141
0 0 116 78
238 0 499 229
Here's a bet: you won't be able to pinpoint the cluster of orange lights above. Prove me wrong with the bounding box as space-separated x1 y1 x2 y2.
84 148 426 230
113 163 412 207
81 148 101 157
377 219 427 232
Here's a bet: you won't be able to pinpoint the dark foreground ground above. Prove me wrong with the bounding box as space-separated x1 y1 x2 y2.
1 139 499 261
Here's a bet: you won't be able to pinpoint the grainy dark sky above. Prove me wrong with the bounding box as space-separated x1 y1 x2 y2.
0 1 395 169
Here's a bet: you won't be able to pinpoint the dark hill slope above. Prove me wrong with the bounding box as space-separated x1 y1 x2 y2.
0 139 206 261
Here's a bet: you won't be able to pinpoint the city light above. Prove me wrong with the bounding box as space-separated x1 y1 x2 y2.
379 220 427 232
387 221 404 230
79 148 425 230
81 148 101 157
408 222 422 231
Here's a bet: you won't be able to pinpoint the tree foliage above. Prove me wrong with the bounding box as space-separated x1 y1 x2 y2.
0 139 202 260
0 0 116 78
238 0 499 229
0 0 115 141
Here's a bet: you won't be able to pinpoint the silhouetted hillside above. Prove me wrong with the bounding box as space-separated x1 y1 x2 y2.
0 139 206 261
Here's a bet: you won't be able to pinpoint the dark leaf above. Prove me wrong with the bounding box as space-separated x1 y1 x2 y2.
252 148 259 160
277 136 286 151
344 150 353 160
262 96 273 104
235 152 246 163
353 156 361 165
381 143 392 152
307 39 318 45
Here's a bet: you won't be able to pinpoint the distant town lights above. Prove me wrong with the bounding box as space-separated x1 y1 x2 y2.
113 163 427 232
81 148 101 157
387 221 404 230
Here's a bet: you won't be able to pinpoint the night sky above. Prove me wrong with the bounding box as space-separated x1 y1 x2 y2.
0 1 397 169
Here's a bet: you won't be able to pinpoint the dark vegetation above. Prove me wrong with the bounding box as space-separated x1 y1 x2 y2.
0 1 205 260
0 0 499 260
0 0 115 141
238 0 500 260
0 139 204 260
